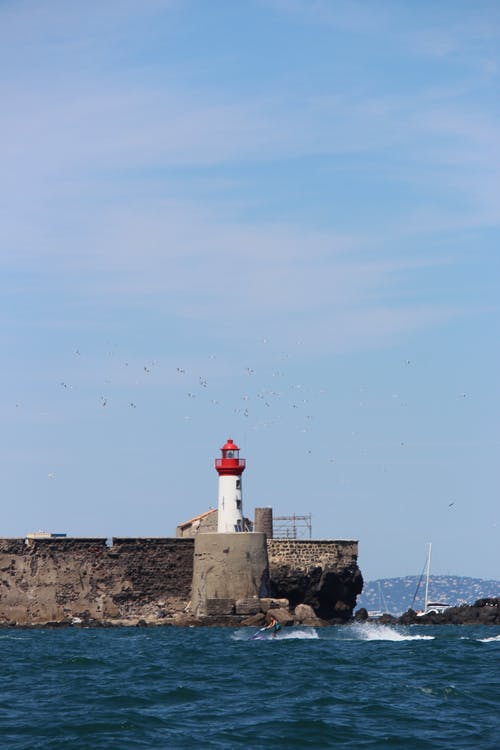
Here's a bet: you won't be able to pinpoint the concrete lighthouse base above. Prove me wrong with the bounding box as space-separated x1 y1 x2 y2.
191 533 270 617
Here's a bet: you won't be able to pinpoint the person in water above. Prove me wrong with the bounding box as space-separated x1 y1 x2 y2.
264 614 282 637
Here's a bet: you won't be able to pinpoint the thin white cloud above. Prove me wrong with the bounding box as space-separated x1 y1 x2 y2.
1 0 498 246
2 79 499 236
0 0 494 356
2 191 455 354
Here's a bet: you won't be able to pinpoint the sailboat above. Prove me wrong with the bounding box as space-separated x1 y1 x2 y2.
368 581 388 619
416 542 449 616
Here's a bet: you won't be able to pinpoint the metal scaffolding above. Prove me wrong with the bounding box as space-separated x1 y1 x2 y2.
273 513 312 539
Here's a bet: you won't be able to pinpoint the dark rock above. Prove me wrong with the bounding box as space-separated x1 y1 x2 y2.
269 563 363 622
399 609 418 625
378 613 397 625
397 598 500 626
474 597 500 614
293 603 321 625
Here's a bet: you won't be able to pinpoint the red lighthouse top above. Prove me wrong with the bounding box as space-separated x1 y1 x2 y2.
215 438 246 476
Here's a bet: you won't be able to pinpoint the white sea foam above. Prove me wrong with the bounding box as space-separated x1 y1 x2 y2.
232 629 254 641
0 635 24 640
232 627 318 642
279 627 318 640
478 634 500 643
344 623 434 641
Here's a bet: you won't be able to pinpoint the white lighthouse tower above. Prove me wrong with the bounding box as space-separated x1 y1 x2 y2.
214 438 246 532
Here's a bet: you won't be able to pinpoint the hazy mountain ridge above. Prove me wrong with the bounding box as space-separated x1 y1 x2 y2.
357 576 500 616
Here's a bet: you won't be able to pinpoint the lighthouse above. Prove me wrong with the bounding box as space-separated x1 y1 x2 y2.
214 438 246 532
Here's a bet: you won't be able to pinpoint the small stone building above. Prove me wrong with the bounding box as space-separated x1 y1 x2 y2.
176 509 217 537
176 508 254 537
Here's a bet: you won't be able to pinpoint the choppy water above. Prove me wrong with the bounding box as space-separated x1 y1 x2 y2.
1 623 499 749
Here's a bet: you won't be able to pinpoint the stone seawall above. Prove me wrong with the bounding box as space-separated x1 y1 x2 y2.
0 536 362 626
0 537 194 626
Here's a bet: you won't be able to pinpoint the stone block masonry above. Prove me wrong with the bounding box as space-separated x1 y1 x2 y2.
267 539 358 569
254 507 273 538
266 539 362 622
0 535 362 626
109 538 194 606
0 537 194 626
191 533 269 617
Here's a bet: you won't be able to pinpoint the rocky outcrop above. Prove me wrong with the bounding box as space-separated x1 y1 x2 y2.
269 562 363 622
202 597 324 627
353 597 500 627
266 539 363 623
398 598 500 625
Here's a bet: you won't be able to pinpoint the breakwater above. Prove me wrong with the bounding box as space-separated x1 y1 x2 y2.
0 536 362 627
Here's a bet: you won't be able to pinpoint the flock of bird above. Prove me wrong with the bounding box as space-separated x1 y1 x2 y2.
57 348 322 432
20 344 464 512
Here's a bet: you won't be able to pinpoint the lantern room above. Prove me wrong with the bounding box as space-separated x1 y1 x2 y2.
214 438 246 476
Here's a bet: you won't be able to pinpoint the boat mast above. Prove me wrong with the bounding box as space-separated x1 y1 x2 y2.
377 580 388 613
424 542 432 611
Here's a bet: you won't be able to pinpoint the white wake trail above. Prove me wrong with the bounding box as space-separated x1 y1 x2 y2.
344 622 434 641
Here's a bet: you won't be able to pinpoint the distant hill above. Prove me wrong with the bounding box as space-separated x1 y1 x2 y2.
356 576 500 616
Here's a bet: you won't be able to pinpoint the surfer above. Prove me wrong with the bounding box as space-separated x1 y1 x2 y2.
264 613 282 637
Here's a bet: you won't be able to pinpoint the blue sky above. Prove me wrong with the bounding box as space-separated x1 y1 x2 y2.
1 0 499 581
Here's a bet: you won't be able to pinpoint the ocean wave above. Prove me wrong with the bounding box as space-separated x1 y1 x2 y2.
478 634 500 643
343 623 434 641
1 626 497 748
278 627 318 640
232 626 318 641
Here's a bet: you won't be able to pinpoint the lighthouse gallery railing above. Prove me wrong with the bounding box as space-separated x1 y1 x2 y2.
215 459 246 469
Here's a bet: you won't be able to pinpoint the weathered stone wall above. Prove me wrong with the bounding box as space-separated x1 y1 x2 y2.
267 539 358 568
266 539 362 622
0 535 362 626
0 537 194 626
254 507 273 538
176 511 217 537
107 538 194 612
191 533 269 617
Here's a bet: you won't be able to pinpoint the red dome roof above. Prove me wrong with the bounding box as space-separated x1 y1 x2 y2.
221 438 239 451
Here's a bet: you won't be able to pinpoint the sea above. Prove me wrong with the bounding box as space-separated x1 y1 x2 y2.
1 623 499 749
